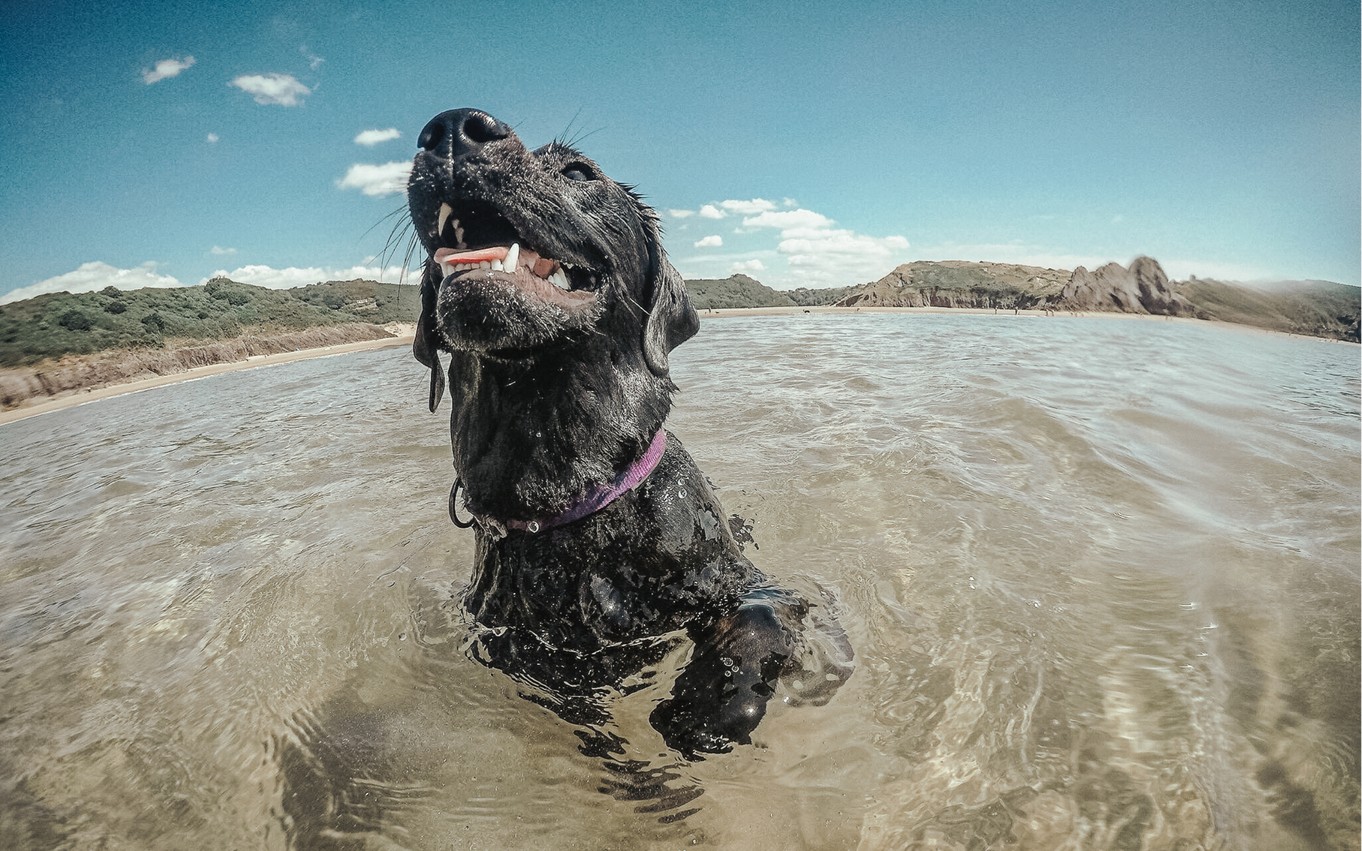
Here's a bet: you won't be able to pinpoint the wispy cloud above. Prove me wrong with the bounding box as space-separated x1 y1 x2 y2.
911 241 1104 271
209 245 237 256
229 73 312 107
1 261 185 304
142 56 195 84
354 128 401 146
665 209 695 219
732 259 766 274
205 132 220 144
694 235 723 248
698 204 724 219
336 161 412 197
300 45 325 70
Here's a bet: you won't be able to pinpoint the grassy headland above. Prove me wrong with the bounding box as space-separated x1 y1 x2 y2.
2 259 1356 412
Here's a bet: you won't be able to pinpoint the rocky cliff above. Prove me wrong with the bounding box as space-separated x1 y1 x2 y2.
834 261 1069 309
1060 256 1191 315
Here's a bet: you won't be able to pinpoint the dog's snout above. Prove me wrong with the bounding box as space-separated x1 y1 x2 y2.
417 108 511 159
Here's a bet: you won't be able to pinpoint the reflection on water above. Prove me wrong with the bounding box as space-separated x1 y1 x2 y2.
1 315 1357 849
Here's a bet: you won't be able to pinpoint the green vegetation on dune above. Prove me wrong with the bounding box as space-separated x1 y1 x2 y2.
0 278 422 367
685 274 797 310
686 274 854 309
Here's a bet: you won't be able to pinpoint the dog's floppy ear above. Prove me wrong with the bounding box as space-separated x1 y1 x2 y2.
413 261 446 412
643 237 699 377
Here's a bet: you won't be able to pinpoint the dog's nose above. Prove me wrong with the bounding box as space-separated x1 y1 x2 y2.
417 109 511 159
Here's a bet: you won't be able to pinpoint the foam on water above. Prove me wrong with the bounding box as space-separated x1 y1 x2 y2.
1 313 1357 849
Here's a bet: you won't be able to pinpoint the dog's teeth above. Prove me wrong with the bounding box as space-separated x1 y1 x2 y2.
505 243 520 272
550 269 570 290
437 204 453 238
490 259 503 272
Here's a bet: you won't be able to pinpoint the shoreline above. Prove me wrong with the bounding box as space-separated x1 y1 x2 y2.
0 334 414 426
0 308 1341 426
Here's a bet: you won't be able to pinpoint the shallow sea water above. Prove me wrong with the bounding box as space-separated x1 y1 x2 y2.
1 313 1358 850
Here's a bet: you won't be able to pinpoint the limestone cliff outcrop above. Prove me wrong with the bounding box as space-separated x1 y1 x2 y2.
1060 256 1191 315
833 261 1069 309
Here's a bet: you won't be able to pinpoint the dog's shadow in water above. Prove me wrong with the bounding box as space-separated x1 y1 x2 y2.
275 550 852 847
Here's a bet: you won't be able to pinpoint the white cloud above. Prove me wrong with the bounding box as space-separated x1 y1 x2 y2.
732 259 766 274
142 56 195 84
206 132 220 144
737 205 910 285
207 264 409 289
354 128 401 146
209 245 237 256
300 45 325 70
719 198 777 215
229 73 312 107
694 235 723 248
693 199 778 220
742 209 834 232
1 262 186 304
336 161 413 197
665 209 695 219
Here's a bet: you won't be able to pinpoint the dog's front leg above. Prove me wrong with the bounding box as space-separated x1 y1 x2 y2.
649 593 798 757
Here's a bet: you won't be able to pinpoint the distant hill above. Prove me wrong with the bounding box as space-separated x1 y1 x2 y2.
685 274 797 310
1175 277 1360 342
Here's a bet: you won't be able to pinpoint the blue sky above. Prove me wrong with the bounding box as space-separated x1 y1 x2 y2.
1 0 1357 303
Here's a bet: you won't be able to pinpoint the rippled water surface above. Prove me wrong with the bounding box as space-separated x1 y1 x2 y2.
2 314 1358 849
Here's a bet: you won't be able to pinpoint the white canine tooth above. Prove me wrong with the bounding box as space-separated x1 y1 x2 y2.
437 203 453 237
504 243 520 272
550 270 570 290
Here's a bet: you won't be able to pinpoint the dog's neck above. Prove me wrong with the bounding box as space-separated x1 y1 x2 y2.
444 343 673 522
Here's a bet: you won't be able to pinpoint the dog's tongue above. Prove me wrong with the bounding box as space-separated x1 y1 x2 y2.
434 246 508 264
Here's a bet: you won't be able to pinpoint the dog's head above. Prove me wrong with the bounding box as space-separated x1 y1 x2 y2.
407 109 698 411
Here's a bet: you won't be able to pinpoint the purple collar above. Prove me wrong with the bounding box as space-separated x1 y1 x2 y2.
452 429 669 536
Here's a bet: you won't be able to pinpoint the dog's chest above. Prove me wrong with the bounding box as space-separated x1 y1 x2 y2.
463 468 759 649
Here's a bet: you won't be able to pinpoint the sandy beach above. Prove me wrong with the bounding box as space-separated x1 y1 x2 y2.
0 307 1318 427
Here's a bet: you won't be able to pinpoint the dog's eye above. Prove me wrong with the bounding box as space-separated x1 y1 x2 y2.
561 162 598 182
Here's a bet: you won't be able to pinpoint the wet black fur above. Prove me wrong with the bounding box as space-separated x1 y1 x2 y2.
408 109 850 755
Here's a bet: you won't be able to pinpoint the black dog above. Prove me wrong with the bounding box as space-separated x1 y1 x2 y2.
407 109 851 756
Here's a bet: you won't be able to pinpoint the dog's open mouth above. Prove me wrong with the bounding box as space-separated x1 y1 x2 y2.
432 200 598 308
